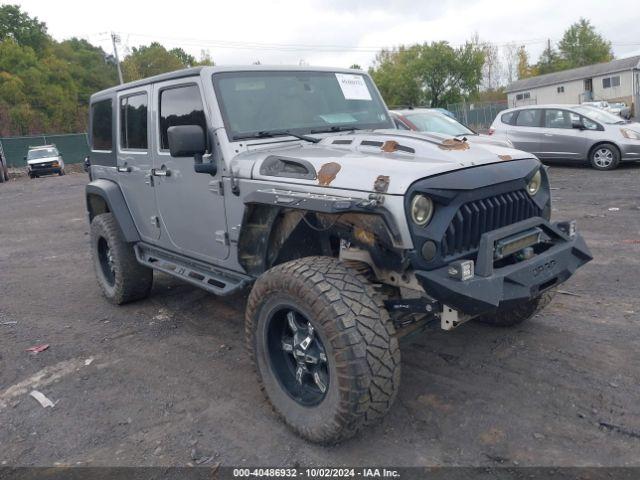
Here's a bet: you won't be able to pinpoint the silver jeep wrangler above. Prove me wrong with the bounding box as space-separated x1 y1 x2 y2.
86 66 591 443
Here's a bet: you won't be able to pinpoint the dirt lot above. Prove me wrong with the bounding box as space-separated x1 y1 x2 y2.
1 164 639 468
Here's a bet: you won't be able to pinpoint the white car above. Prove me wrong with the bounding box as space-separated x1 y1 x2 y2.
25 145 66 178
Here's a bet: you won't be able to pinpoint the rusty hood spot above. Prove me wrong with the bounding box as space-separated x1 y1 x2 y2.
374 175 390 193
381 140 399 153
317 162 341 186
498 154 513 161
439 138 470 151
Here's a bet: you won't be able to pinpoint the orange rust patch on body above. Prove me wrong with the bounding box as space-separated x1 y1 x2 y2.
381 140 399 153
439 138 470 151
317 162 341 186
498 154 513 161
353 227 375 246
374 175 390 193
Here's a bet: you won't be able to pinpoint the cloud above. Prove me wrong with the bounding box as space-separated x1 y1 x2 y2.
16 0 640 68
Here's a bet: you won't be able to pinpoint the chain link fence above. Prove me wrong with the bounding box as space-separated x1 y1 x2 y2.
446 101 509 133
0 133 89 168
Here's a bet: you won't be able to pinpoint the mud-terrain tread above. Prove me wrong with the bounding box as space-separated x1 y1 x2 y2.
90 213 153 305
245 256 400 444
475 289 556 327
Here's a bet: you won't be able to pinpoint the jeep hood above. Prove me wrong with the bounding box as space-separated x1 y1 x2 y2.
233 130 535 195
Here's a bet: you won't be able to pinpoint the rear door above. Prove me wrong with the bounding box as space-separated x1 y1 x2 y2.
506 108 543 155
539 109 587 160
116 87 160 241
151 79 229 263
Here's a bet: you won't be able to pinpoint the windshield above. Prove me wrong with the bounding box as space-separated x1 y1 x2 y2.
403 111 475 136
213 71 392 140
574 106 625 124
27 147 59 160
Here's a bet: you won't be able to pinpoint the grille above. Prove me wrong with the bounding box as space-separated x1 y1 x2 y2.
441 190 541 257
32 162 54 169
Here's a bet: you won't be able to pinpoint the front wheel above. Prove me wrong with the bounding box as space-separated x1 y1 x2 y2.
474 290 555 327
590 143 620 170
245 257 400 444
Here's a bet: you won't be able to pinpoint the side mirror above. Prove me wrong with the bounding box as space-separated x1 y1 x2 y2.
571 119 584 130
167 125 206 157
167 125 216 175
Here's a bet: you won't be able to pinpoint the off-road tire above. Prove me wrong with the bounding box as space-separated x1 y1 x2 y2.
475 289 556 327
59 169 65 176
589 143 620 170
90 213 153 304
245 256 401 444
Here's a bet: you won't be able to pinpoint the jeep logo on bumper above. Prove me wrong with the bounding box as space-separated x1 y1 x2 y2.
532 259 557 277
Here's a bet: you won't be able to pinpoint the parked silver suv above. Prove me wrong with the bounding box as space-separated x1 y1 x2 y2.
86 67 591 443
490 104 640 170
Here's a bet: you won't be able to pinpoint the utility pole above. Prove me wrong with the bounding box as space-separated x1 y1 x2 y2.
111 32 124 85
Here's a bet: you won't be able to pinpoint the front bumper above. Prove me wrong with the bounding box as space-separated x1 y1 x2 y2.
29 166 61 175
415 217 592 316
619 141 640 161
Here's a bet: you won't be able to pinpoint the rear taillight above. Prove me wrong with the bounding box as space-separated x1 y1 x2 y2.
488 128 495 135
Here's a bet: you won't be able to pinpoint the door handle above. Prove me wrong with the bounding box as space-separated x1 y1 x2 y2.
151 167 171 177
117 166 131 173
544 133 553 137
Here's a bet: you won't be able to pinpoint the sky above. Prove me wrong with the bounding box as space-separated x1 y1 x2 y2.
13 0 640 69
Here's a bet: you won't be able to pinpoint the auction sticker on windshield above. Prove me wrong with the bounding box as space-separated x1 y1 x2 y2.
335 73 372 101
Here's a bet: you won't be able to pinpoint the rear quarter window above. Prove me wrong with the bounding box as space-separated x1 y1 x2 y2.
91 100 113 151
515 109 542 127
501 111 516 125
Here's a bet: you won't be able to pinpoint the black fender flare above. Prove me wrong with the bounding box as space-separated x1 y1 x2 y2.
86 179 140 243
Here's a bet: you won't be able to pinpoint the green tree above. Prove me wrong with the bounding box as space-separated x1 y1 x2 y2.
558 18 613 68
370 40 485 108
121 42 184 81
536 40 565 75
369 45 423 107
169 47 196 67
0 4 49 52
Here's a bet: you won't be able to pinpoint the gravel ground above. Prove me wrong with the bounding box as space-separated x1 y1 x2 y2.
0 164 639 468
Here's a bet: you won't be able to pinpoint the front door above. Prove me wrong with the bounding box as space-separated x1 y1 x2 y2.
116 87 160 242
150 79 229 263
538 109 587 160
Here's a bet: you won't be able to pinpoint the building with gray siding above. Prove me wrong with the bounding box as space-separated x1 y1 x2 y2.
506 56 640 116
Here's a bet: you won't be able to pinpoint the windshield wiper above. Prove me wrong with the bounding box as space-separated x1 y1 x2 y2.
239 130 320 143
310 126 362 134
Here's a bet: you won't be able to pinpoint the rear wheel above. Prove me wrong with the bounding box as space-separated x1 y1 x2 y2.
90 213 153 304
590 143 620 170
475 290 555 327
246 257 400 444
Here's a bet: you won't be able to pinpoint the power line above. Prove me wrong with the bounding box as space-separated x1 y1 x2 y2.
82 30 640 56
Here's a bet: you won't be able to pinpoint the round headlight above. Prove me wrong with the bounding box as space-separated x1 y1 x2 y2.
527 169 542 196
411 194 434 226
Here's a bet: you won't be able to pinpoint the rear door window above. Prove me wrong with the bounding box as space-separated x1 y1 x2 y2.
120 93 148 150
515 109 542 127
